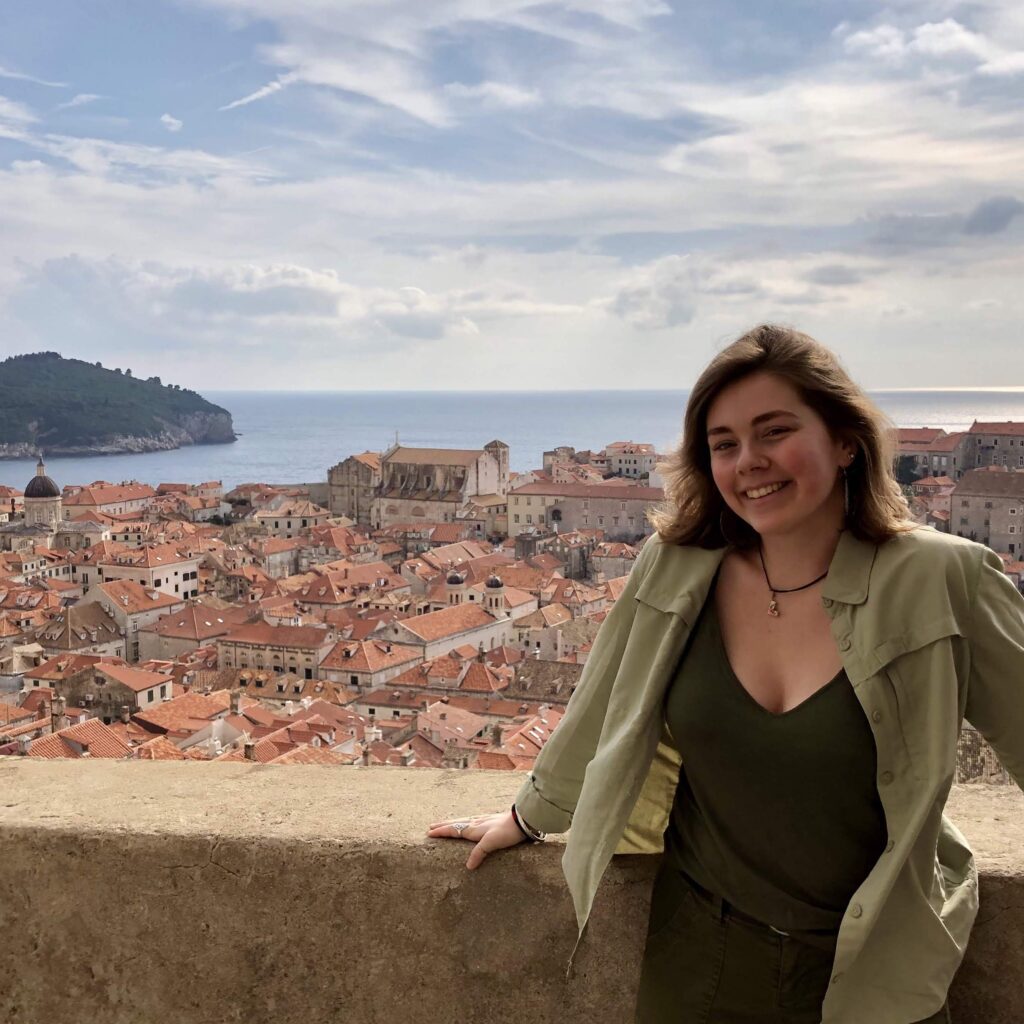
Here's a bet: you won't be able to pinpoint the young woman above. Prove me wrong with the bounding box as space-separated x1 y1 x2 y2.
426 324 1024 1024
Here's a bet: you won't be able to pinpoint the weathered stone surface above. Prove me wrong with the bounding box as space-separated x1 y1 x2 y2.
0 762 1019 1024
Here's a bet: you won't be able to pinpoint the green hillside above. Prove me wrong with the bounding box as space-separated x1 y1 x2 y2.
0 352 235 447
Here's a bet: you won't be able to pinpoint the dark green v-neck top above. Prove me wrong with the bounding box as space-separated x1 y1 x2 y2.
662 577 888 935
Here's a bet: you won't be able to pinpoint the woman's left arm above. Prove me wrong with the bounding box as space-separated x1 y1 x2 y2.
963 545 1024 791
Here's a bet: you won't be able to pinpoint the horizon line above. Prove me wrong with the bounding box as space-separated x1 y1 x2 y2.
204 386 1024 394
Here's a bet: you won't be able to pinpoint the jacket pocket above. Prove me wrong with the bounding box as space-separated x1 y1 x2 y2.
875 620 964 780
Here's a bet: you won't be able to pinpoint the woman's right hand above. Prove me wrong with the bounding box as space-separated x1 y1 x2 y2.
425 809 528 870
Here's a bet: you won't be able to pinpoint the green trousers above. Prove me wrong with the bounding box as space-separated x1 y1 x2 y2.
635 863 952 1024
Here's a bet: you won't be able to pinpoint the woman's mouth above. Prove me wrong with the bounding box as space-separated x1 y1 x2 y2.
743 481 790 500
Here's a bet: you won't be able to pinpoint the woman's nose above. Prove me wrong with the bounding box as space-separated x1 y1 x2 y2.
736 444 768 474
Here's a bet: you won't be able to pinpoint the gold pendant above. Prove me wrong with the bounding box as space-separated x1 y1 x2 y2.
768 599 780 617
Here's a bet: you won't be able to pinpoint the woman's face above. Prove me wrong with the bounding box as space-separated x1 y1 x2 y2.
705 371 853 541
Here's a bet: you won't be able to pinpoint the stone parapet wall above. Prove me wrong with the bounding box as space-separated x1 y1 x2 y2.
0 761 1021 1024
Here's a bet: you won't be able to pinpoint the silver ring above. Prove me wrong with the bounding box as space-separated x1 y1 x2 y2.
451 821 469 835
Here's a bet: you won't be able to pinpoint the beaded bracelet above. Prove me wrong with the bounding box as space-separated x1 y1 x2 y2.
511 803 546 843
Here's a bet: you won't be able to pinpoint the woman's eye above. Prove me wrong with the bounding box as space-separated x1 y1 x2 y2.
712 441 735 452
765 427 789 438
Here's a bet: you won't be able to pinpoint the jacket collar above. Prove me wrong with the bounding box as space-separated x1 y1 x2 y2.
821 530 878 606
636 530 878 617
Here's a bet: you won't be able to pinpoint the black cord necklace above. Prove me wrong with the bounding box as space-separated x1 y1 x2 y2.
757 545 829 617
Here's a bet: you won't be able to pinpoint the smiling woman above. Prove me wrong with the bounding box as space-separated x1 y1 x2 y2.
427 323 1024 1024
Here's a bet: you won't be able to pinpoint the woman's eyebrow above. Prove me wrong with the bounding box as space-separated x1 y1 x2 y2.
706 409 798 437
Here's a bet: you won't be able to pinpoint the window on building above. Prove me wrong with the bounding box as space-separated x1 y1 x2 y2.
526 514 533 523
985 501 993 509
960 517 968 526
147 691 154 702
160 684 166 698
514 514 520 523
598 516 604 525
961 500 969 508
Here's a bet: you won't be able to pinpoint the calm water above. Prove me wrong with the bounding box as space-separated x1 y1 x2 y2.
2 390 1022 492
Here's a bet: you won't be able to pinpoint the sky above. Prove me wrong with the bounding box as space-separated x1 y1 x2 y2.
1 0 1023 390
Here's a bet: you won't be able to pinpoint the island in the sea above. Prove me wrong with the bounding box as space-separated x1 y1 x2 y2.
0 352 237 458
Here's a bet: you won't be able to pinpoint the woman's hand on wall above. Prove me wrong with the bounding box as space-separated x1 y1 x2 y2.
426 810 527 869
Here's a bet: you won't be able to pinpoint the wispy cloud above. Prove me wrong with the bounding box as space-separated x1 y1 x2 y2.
219 72 297 111
0 63 66 88
56 93 103 111
160 113 183 132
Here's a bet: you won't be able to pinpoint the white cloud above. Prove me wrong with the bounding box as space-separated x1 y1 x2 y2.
443 81 541 109
979 52 1024 76
160 113 183 132
56 93 103 111
0 95 37 127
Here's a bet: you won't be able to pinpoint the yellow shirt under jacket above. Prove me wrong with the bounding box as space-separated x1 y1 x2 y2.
514 526 1024 1024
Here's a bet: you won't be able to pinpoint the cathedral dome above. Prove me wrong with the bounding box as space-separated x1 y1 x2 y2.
485 574 503 589
25 460 60 499
446 570 465 585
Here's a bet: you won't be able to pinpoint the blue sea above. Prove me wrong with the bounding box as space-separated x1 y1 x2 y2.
1 390 1023 493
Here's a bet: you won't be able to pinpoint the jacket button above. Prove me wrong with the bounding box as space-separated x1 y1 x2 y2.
884 839 895 853
831 973 843 985
822 598 833 609
850 903 863 918
880 770 894 785
839 637 852 652
871 709 883 723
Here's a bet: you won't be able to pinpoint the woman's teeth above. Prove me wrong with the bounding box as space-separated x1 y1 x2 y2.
745 481 787 499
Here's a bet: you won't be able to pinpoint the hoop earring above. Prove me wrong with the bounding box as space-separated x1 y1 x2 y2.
719 508 742 547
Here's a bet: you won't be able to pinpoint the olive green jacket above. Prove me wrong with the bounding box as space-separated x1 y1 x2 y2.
514 527 1024 1024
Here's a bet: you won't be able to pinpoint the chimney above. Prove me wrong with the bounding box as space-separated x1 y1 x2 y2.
51 696 68 734
230 689 241 715
400 748 414 766
17 736 30 756
243 740 256 761
120 704 130 724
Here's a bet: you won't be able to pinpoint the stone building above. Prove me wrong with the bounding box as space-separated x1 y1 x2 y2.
605 441 658 479
327 451 382 522
951 468 1024 555
23 458 62 528
965 421 1024 471
76 579 186 662
507 482 661 540
252 500 331 538
216 623 337 680
62 481 157 518
372 441 510 529
96 543 201 600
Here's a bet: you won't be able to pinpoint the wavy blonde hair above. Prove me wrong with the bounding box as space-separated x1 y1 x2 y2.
647 324 912 548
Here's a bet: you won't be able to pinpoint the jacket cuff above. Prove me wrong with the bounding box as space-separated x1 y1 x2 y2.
513 773 574 835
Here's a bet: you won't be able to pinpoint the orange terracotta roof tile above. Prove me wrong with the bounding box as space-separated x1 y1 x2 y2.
29 718 133 760
396 603 497 642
